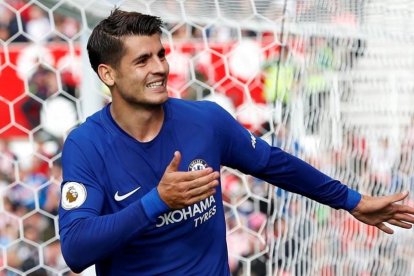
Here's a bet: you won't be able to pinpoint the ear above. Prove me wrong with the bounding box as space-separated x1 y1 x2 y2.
97 64 115 87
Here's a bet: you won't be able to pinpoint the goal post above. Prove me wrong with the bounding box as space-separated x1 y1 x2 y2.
1 0 414 275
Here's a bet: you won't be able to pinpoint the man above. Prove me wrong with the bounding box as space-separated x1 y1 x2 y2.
58 9 414 275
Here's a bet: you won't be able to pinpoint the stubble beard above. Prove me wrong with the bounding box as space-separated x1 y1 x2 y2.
124 90 168 111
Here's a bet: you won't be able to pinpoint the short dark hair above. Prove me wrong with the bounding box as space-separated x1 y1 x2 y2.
87 8 163 74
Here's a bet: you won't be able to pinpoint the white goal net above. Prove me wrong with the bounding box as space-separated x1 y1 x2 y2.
1 0 414 275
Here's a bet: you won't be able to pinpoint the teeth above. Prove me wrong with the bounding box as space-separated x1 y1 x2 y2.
146 81 163 88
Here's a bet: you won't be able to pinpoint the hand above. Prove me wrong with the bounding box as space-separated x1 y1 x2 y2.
157 151 220 209
350 191 414 234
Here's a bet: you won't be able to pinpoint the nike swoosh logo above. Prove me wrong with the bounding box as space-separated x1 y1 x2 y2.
114 187 141 201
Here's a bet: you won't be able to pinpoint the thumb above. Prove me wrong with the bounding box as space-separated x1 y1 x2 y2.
166 151 181 172
389 191 409 203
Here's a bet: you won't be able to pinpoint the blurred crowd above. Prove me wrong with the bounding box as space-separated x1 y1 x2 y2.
1 1 83 275
0 0 80 43
0 132 80 275
1 0 414 275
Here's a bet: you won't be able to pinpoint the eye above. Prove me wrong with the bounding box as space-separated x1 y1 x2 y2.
158 49 166 60
136 58 147 65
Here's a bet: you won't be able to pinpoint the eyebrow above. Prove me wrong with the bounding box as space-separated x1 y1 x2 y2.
132 52 151 64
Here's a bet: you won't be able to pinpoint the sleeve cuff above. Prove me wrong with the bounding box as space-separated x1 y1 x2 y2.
141 188 170 221
344 189 362 211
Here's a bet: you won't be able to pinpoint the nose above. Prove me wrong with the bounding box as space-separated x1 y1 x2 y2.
152 56 169 75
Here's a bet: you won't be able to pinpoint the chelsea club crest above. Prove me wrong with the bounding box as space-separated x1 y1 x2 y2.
188 159 208 171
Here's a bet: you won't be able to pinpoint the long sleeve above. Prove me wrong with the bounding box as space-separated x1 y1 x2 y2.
58 137 169 273
253 146 361 211
60 199 152 272
209 101 361 211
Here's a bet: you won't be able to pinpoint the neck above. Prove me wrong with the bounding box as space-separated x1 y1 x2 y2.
110 101 165 143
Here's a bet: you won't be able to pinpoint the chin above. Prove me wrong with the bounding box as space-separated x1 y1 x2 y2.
143 95 169 107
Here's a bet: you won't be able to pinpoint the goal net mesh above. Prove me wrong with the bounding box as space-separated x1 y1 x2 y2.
1 0 414 275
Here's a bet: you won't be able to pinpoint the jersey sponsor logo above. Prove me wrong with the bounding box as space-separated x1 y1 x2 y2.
248 130 256 149
188 159 208 171
114 187 141 201
156 195 216 228
61 182 87 210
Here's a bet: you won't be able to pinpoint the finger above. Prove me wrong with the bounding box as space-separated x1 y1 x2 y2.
187 171 220 189
376 223 394 234
393 213 414 224
166 151 181 173
188 179 219 197
394 204 414 215
179 168 214 181
388 219 413 229
166 169 215 184
187 187 217 205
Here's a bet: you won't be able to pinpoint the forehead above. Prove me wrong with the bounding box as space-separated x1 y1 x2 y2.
122 34 164 56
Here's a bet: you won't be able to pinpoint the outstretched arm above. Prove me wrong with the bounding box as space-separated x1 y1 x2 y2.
209 101 414 233
350 191 414 234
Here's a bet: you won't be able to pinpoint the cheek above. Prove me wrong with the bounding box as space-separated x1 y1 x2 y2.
134 71 149 84
166 62 170 73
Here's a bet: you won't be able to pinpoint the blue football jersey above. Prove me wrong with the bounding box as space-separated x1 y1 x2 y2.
59 98 360 275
